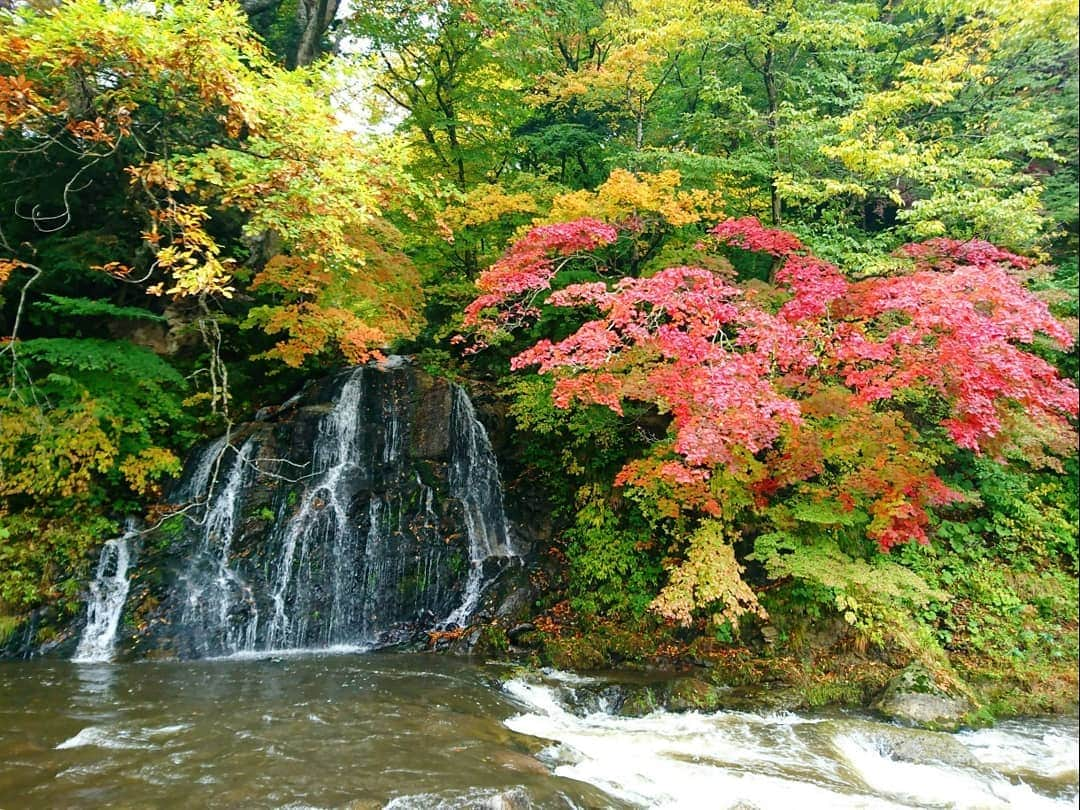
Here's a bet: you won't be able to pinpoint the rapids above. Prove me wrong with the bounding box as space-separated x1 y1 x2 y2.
0 657 1075 809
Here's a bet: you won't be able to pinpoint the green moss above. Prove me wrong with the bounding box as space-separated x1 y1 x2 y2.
396 573 430 599
800 679 866 708
479 625 509 654
34 625 57 646
664 678 727 712
542 635 605 670
447 551 466 576
0 614 21 648
153 514 186 550
414 460 442 491
619 686 659 717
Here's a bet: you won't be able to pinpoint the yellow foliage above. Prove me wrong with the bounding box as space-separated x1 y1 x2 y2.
544 169 724 227
0 258 29 289
119 447 181 497
438 186 539 235
0 398 116 499
250 303 386 368
652 519 767 627
1 0 418 354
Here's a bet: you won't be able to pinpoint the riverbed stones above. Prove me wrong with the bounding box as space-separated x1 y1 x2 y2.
820 718 981 769
873 663 972 731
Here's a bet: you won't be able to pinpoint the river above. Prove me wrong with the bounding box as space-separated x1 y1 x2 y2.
0 653 1076 809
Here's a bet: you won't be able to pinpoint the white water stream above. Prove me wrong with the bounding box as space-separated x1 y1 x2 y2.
4 655 1074 809
442 386 520 628
501 672 1079 810
72 520 137 663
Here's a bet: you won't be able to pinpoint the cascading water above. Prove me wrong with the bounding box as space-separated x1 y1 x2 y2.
172 434 228 505
442 387 519 628
178 436 261 658
264 368 368 649
72 520 138 663
499 672 1079 810
143 362 523 659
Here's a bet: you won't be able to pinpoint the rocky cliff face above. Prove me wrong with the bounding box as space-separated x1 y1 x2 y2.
80 360 531 660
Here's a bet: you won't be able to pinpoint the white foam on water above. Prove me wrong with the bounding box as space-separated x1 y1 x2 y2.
501 678 1078 810
56 723 190 751
538 668 600 686
502 679 890 809
208 643 374 661
834 731 1068 810
957 723 1080 783
384 786 534 809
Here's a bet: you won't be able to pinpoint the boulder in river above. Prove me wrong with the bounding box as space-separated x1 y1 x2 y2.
873 662 973 731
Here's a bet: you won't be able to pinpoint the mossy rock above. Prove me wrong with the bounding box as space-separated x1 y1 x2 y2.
874 663 973 731
662 677 728 713
618 685 660 717
543 635 606 670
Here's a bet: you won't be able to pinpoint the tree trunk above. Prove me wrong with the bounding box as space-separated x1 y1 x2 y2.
294 0 340 67
764 46 782 227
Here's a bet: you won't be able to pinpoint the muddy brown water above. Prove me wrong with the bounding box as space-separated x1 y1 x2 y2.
0 652 1075 809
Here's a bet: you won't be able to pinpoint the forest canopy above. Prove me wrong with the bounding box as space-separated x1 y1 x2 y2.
1 0 1077 690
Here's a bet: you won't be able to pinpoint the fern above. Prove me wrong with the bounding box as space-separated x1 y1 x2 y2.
752 531 949 656
790 497 867 527
35 294 166 322
17 338 184 385
754 532 945 605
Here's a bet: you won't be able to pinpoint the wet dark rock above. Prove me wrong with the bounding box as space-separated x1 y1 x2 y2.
507 623 536 642
410 373 454 460
41 360 536 661
823 718 981 769
0 605 81 660
444 626 485 655
617 685 662 717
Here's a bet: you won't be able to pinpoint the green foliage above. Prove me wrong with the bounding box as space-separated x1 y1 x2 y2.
17 338 184 384
0 510 118 614
0 336 189 611
0 0 426 618
10 339 192 475
506 374 646 509
565 494 662 619
894 457 1079 666
0 612 19 647
0 0 1075 695
34 295 166 322
753 531 947 652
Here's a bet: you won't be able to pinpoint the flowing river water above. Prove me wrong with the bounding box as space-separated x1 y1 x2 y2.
0 654 1075 809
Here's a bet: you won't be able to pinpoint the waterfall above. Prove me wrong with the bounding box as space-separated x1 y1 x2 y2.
172 435 229 505
266 367 367 649
73 520 137 663
441 386 519 628
136 362 523 659
178 436 261 657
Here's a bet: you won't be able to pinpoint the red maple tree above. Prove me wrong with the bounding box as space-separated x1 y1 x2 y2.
462 217 1079 552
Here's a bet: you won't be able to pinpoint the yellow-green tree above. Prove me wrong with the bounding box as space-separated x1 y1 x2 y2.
0 0 422 614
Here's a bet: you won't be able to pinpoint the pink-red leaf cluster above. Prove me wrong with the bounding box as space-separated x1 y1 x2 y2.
461 217 1079 551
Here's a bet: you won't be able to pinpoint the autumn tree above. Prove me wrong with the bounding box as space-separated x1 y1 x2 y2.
461 215 1078 639
0 0 421 613
345 0 528 190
